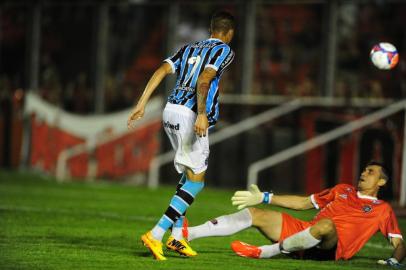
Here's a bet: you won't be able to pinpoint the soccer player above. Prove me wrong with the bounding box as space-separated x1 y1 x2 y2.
184 161 405 267
127 11 235 260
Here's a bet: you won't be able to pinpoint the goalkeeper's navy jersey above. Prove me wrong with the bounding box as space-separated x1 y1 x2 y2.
164 38 234 127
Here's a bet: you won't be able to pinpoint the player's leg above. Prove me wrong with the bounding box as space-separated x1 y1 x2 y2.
272 218 337 258
308 218 337 250
249 208 283 241
186 207 282 241
233 218 337 259
228 208 285 258
186 208 253 241
280 218 336 252
141 106 190 260
165 109 210 256
141 104 208 259
165 168 204 257
142 170 203 259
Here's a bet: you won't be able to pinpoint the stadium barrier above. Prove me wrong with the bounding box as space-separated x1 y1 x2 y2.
23 92 163 181
246 99 406 206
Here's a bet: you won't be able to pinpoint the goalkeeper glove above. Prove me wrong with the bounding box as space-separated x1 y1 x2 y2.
231 184 273 210
377 258 404 269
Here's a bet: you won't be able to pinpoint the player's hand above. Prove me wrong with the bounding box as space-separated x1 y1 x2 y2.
377 258 404 269
194 113 209 137
231 184 264 210
127 103 145 129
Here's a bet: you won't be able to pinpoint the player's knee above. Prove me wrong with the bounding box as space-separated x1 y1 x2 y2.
249 208 275 227
315 218 336 235
185 169 205 182
248 207 265 226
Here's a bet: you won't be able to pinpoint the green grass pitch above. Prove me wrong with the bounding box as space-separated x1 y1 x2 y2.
0 170 404 270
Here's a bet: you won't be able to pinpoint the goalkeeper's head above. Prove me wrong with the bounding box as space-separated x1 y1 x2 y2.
357 161 389 196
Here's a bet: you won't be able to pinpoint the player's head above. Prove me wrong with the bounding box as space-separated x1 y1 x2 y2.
210 11 235 44
358 161 388 194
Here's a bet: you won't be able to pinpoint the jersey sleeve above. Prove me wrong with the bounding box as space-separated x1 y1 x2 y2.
379 207 403 240
310 186 338 209
205 45 234 74
164 45 186 74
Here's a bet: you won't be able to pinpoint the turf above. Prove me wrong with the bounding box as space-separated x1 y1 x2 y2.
0 170 404 270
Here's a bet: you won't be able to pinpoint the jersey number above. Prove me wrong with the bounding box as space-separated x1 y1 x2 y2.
183 56 201 86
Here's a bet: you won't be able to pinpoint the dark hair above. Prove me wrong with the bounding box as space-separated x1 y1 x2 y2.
210 11 235 34
367 160 389 182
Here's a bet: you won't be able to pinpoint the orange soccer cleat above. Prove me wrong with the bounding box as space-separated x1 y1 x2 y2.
231 240 262 259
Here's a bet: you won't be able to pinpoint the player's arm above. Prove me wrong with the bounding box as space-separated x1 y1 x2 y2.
127 62 172 129
194 67 217 137
377 207 405 268
231 184 314 210
391 237 406 263
377 238 405 268
271 194 314 210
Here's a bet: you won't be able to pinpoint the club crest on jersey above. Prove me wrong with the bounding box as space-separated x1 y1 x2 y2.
362 205 372 213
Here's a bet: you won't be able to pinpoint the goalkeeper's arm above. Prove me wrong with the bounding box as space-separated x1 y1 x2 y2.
231 184 314 210
377 237 406 268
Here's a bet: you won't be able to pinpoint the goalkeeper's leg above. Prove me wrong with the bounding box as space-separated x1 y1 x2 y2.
232 218 337 259
186 208 283 241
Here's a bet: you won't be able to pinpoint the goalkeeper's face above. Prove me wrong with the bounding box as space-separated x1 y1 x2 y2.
357 165 387 192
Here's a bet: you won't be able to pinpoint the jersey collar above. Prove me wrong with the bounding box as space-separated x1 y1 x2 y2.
357 191 378 200
208 38 223 43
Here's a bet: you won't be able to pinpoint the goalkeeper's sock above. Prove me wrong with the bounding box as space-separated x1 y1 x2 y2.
258 228 321 258
151 179 204 241
187 208 252 241
259 243 281 258
281 227 321 252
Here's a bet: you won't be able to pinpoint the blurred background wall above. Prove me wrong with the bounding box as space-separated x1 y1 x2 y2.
1 0 406 202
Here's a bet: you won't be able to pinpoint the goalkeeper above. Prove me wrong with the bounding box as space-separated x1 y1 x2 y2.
183 161 405 268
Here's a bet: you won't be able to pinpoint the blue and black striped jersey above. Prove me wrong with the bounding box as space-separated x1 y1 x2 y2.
164 38 234 127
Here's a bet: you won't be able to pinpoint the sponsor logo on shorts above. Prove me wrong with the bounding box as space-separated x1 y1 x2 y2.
164 121 180 130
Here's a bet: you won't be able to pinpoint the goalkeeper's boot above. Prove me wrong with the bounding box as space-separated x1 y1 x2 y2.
231 240 261 259
141 231 167 261
166 236 197 257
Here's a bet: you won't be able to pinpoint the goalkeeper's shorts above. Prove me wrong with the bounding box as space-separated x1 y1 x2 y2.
163 103 209 175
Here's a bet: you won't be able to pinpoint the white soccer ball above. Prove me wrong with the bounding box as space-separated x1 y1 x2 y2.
370 42 399 70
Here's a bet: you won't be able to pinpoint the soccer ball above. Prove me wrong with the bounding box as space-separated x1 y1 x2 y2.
370 42 399 70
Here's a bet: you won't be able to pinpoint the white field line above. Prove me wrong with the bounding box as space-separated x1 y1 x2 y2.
0 205 156 222
364 242 392 250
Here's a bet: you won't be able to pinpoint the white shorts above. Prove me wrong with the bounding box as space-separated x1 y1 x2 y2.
163 103 210 175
